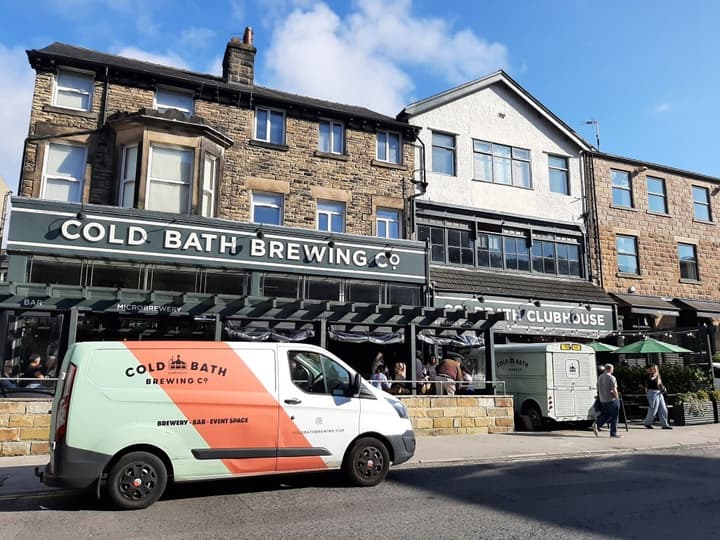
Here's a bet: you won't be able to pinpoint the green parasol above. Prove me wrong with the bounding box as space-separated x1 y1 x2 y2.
611 337 692 355
587 341 619 352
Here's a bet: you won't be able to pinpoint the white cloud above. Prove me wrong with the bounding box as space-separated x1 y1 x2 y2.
206 56 223 76
135 11 160 37
0 44 35 192
262 0 508 115
180 26 216 50
114 46 190 70
654 103 670 113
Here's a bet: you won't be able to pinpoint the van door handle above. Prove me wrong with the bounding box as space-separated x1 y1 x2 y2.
284 398 302 405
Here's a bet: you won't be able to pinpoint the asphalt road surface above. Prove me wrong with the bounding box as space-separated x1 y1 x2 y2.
1 445 719 540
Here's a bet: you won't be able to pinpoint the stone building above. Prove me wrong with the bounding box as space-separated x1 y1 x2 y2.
587 151 720 351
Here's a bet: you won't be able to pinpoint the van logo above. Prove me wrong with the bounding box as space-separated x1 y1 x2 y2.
169 355 187 371
125 357 228 383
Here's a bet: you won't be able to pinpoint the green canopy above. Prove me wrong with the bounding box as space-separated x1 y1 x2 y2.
587 341 619 352
611 337 693 355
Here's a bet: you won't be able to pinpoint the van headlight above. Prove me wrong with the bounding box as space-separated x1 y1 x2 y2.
386 398 408 419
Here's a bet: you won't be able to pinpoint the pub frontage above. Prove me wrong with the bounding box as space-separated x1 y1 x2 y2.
0 197 505 385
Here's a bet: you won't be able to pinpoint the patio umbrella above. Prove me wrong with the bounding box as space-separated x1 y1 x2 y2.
611 337 692 355
587 341 619 352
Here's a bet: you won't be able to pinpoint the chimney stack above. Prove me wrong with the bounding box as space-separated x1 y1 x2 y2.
222 26 256 86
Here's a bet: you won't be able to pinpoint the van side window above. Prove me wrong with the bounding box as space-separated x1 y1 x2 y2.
288 351 351 395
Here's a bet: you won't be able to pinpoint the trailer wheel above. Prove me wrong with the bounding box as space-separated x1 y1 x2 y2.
521 403 544 431
343 437 390 487
106 451 167 510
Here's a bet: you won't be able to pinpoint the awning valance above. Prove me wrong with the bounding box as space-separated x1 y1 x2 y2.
674 299 720 319
610 293 680 317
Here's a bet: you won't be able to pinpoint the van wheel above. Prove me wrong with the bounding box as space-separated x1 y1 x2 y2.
521 403 544 431
107 451 167 510
344 437 390 487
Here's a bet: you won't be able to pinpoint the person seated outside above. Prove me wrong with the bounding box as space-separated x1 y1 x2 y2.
457 365 476 395
435 353 464 396
370 364 391 392
389 362 411 395
1 362 17 390
21 354 46 388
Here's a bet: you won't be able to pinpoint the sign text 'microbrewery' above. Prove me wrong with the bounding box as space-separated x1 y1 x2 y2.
59 220 400 268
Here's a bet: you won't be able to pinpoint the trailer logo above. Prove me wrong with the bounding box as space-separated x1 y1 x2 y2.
496 357 528 373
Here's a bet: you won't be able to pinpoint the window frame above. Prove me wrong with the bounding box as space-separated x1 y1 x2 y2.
611 169 634 208
376 130 402 164
40 142 87 203
548 154 570 195
473 139 532 188
251 191 284 226
431 131 456 176
144 145 194 215
616 234 640 275
254 107 286 145
118 144 138 208
316 199 345 233
53 67 94 112
376 208 401 239
678 242 699 281
201 154 218 218
318 119 345 155
646 176 668 214
692 185 712 222
154 86 195 114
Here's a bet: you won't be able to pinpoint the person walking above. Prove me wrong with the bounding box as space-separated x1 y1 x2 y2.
643 364 672 429
593 363 622 438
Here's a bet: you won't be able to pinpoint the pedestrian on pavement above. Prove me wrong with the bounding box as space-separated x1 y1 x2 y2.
643 364 672 429
593 363 622 438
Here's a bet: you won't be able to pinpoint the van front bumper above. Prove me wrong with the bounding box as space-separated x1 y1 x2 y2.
36 443 110 490
388 430 416 465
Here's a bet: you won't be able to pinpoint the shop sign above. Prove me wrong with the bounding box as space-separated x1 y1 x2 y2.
435 295 614 334
6 200 426 283
115 303 183 314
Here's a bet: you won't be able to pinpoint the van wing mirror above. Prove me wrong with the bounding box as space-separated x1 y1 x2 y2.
349 373 362 397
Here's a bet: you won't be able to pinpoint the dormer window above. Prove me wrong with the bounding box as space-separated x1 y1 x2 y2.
155 87 194 114
54 68 94 111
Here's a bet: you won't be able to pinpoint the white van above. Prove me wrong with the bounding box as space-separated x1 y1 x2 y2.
37 341 415 509
472 342 597 430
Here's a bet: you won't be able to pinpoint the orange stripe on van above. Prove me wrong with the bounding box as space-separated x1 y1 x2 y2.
124 341 326 475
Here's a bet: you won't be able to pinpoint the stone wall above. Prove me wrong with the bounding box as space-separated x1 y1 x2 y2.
0 399 51 457
400 395 514 436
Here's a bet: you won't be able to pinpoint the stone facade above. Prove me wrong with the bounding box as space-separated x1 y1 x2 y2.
399 395 514 436
590 153 720 300
21 44 414 238
0 399 51 457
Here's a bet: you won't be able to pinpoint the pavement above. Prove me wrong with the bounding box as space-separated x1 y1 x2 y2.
1 422 719 498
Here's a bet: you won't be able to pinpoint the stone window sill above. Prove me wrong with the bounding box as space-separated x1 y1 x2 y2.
249 139 289 152
692 218 715 226
646 210 671 218
314 150 349 161
616 272 642 280
43 104 98 120
371 159 406 171
679 278 702 285
610 204 638 212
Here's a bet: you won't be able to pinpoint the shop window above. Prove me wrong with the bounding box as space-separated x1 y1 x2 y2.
255 107 285 145
432 132 456 176
504 236 530 271
316 200 345 233
262 273 300 299
205 270 246 295
146 146 193 214
678 243 699 280
119 145 138 208
417 225 445 262
29 257 83 285
252 192 284 225
90 261 143 289
557 243 581 277
42 143 86 203
307 277 342 301
447 229 473 265
376 208 400 239
388 284 420 306
318 120 344 154
477 233 503 269
151 265 198 292
154 87 194 114
54 68 94 111
376 131 401 164
348 281 381 303
532 240 556 274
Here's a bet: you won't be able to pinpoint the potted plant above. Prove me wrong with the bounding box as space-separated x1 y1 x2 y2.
672 390 715 426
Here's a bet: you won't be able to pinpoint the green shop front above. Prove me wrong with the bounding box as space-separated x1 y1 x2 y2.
0 198 500 382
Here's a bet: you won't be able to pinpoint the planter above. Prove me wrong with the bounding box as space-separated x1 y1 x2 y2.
672 401 715 426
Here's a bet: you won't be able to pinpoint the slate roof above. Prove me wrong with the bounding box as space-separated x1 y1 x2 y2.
430 266 614 305
27 42 415 132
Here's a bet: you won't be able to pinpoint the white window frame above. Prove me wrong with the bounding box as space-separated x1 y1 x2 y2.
318 119 344 154
376 208 401 239
251 191 284 225
53 67 94 111
548 154 570 195
40 142 87 202
432 131 456 176
154 86 194 114
376 130 402 164
254 107 286 144
145 145 194 214
316 200 345 233
201 155 218 218
118 145 138 208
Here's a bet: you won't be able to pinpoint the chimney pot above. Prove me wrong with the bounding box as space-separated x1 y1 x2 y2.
222 28 257 86
243 26 254 46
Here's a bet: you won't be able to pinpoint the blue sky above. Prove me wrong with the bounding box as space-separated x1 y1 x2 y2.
1 0 719 190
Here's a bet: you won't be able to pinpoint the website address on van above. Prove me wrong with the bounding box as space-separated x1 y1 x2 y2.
157 417 249 427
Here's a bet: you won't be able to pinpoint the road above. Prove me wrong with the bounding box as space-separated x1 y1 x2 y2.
1 445 719 539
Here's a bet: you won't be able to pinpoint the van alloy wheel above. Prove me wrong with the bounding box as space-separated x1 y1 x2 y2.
344 437 390 487
107 451 168 510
